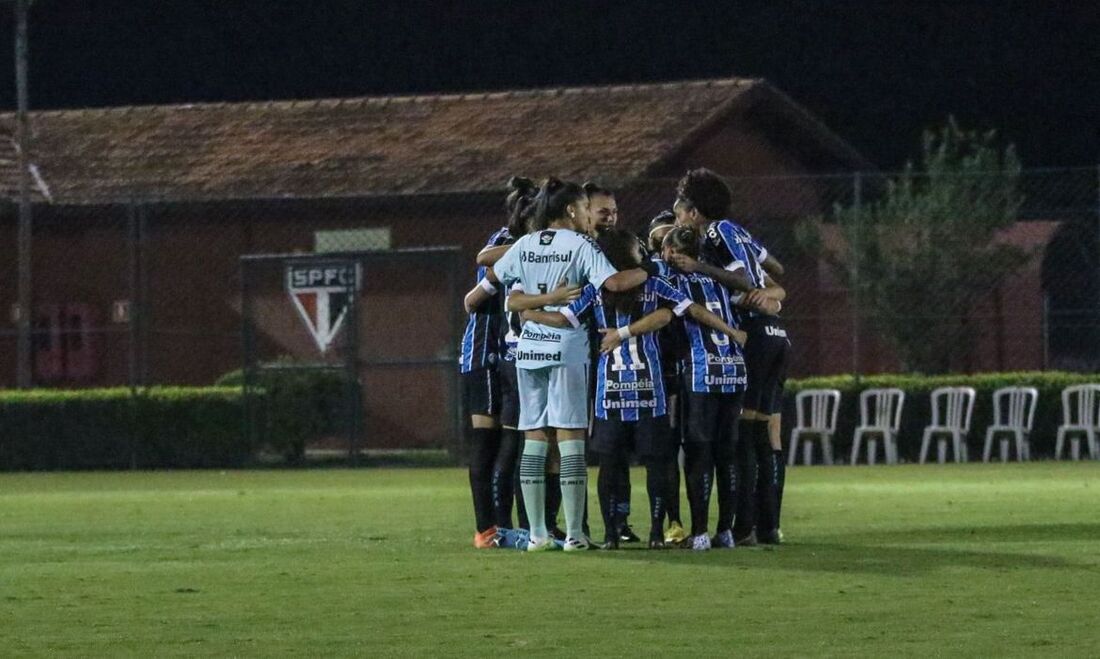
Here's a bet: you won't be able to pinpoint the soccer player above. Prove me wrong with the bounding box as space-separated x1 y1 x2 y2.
492 178 657 552
647 210 676 273
461 177 581 546
669 168 788 545
470 179 593 545
459 219 513 549
583 182 640 543
517 228 745 549
584 181 619 233
646 209 689 543
661 225 750 550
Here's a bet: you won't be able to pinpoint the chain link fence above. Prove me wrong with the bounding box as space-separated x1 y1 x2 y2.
1 167 1097 453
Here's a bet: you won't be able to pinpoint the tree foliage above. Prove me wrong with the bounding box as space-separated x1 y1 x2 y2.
798 120 1028 373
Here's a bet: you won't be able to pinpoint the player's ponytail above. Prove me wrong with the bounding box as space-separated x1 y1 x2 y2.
504 176 537 236
531 177 584 231
663 225 701 259
582 181 613 199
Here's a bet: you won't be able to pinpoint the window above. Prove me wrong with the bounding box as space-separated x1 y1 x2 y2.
314 227 392 253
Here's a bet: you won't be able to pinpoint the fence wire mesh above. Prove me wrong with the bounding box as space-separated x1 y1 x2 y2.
1 167 1098 452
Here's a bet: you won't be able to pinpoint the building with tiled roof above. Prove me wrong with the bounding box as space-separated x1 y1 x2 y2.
1 77 869 205
16 76 1022 450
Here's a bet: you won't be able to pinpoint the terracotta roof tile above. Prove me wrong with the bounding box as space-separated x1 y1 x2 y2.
0 77 863 204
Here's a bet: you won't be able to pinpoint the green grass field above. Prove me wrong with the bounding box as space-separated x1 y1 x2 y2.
1 463 1098 657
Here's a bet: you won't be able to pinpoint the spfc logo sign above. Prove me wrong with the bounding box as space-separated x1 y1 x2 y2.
286 262 362 353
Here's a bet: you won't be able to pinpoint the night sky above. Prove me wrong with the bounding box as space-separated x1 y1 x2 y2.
0 1 1097 169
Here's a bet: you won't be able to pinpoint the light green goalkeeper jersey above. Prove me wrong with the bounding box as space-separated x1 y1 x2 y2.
492 227 618 369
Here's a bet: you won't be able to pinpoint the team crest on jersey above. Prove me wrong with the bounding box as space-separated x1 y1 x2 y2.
286 262 362 353
539 231 556 245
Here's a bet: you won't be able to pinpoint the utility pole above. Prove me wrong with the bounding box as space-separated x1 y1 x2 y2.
12 0 32 388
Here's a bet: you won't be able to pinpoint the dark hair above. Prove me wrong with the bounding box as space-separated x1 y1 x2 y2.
596 229 644 315
647 209 675 251
582 181 614 199
663 225 700 259
531 177 585 231
676 168 732 220
504 176 538 236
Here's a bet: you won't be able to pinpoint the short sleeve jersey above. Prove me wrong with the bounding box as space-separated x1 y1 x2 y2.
492 228 619 369
701 219 772 322
564 277 691 420
459 227 512 373
702 220 768 284
668 271 747 394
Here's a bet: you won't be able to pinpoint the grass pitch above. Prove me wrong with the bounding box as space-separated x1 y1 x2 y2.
1 463 1098 657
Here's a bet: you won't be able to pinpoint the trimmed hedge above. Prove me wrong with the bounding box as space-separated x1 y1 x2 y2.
782 371 1100 461
0 387 250 471
216 367 349 463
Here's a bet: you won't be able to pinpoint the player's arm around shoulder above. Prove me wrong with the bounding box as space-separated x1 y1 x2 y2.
598 308 675 354
506 279 583 312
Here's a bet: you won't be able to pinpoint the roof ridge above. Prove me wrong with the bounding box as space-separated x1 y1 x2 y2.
0 76 761 119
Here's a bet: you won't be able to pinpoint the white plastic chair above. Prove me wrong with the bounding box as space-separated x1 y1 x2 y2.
789 389 841 466
1055 384 1100 460
919 387 976 464
982 387 1038 463
850 388 905 465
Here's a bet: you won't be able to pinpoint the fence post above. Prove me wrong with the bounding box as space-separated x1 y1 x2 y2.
851 172 862 382
239 257 256 455
1041 293 1050 369
447 250 462 465
13 0 33 389
127 199 139 391
123 199 137 469
138 203 150 385
346 259 362 466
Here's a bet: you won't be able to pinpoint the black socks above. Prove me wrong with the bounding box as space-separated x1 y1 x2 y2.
468 427 502 533
491 429 522 529
684 442 714 537
645 456 668 540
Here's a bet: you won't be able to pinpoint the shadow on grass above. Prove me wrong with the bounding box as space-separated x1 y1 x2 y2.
582 524 1098 576
821 522 1100 546
252 449 455 469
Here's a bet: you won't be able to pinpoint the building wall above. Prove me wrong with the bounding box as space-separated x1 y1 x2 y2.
0 199 1059 448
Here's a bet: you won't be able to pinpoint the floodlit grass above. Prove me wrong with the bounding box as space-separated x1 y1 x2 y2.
1 463 1098 657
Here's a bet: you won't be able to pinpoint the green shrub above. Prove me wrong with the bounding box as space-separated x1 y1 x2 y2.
783 371 1100 461
134 388 252 468
0 387 250 471
216 365 350 463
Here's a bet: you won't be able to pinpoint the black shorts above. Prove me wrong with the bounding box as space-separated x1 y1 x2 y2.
683 391 745 446
742 317 790 415
591 415 674 458
499 361 520 428
463 367 501 417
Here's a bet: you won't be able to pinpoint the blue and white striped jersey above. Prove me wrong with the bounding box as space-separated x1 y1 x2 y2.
650 255 673 278
668 271 747 394
493 228 618 369
702 219 772 322
459 227 512 373
702 219 768 287
564 277 691 420
498 283 523 364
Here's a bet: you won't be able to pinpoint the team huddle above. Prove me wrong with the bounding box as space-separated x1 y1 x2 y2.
460 168 790 551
